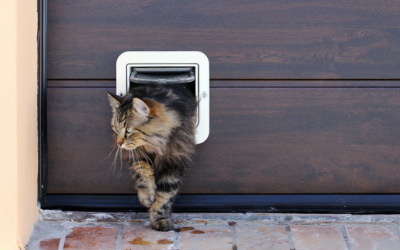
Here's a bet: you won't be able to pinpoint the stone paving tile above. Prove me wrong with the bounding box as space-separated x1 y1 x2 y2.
39 238 60 250
121 224 175 250
179 224 232 250
27 221 67 250
63 226 119 250
290 226 348 250
346 226 400 250
236 224 290 250
29 212 400 250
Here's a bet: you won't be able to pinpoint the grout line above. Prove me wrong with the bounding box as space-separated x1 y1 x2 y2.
393 226 400 242
58 230 67 250
229 222 238 250
339 225 352 250
115 224 124 250
173 225 181 250
285 225 296 250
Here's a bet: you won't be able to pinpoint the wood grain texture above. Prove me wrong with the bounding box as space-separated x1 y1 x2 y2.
47 86 400 194
47 80 400 88
47 88 136 193
47 0 400 80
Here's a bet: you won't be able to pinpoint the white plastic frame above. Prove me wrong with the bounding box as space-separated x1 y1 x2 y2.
116 51 210 144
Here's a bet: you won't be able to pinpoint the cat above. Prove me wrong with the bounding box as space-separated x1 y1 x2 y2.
107 84 197 231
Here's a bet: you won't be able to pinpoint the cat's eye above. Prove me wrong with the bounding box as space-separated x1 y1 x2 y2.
126 127 133 133
114 127 119 132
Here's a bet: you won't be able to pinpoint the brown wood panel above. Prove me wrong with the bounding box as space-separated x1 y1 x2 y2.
47 88 136 193
47 0 400 80
47 85 400 194
47 80 400 88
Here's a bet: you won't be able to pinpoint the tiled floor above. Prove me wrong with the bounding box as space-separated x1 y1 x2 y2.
27 211 400 250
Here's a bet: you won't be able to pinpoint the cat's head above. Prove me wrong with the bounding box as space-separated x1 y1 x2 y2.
107 92 173 154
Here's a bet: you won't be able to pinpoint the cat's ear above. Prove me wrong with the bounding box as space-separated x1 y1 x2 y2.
131 98 149 116
107 92 124 109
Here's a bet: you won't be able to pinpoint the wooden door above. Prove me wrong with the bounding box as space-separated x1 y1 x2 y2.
43 0 400 210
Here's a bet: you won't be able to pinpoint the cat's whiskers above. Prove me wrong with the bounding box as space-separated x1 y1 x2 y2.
133 149 140 175
138 148 153 165
130 149 137 170
130 149 135 165
111 147 118 173
131 149 136 165
110 147 120 174
131 149 139 175
137 148 153 167
118 147 123 178
138 150 151 170
133 149 143 176
101 146 116 162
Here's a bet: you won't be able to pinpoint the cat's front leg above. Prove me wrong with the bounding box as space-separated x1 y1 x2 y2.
150 174 181 231
133 161 156 208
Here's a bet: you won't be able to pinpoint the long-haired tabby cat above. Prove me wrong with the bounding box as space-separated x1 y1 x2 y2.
107 84 197 231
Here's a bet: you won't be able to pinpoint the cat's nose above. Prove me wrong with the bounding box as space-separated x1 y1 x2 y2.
118 142 123 146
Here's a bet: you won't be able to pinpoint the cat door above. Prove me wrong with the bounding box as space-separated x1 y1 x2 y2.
116 51 210 144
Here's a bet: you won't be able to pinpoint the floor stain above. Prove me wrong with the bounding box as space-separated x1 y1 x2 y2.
194 220 208 225
128 237 152 245
39 238 61 249
191 230 205 234
180 227 195 232
157 239 173 244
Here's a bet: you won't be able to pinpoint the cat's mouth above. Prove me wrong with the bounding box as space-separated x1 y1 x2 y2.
118 144 133 150
118 142 140 151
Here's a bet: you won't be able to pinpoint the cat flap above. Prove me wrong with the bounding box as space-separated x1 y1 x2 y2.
116 51 209 144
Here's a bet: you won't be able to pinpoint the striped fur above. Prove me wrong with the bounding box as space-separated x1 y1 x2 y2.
108 84 197 231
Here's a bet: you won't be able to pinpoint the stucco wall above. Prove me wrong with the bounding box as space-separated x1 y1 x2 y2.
0 0 38 249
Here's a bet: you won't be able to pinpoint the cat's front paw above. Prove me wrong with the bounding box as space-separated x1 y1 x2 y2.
137 189 156 208
151 219 174 231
